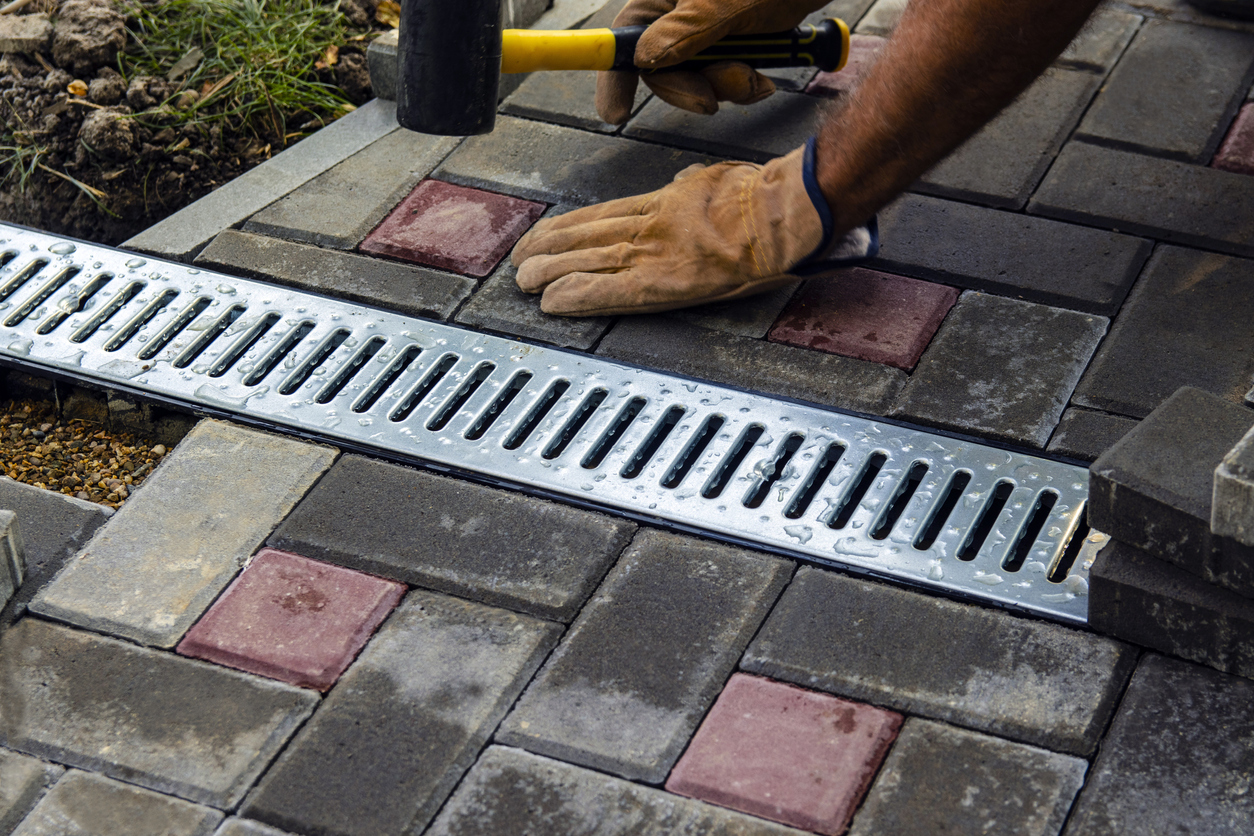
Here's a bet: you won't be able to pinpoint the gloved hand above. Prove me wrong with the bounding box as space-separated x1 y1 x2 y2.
596 0 830 124
512 139 878 317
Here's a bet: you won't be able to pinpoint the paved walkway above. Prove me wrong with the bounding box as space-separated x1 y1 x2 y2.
4 0 1254 833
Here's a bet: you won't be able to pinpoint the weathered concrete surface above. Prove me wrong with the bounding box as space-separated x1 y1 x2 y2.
1214 425 1254 548
0 749 62 835
10 771 222 836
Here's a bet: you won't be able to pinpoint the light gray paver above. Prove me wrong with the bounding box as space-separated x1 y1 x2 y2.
11 771 222 836
455 260 615 349
30 420 336 648
0 749 62 835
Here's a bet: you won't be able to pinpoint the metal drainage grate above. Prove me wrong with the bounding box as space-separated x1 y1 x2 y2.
0 223 1104 623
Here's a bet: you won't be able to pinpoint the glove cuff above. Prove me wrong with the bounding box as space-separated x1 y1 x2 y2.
793 136 879 276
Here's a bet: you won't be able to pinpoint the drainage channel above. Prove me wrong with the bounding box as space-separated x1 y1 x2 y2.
0 223 1103 624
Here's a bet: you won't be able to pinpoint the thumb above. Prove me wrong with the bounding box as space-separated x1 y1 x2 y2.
595 70 640 125
635 6 732 69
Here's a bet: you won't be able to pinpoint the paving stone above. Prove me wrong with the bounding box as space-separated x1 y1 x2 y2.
1213 102 1254 175
366 27 399 100
0 13 51 53
360 179 546 278
0 618 317 807
30 420 337 648
1072 246 1254 418
916 68 1102 210
853 0 906 34
805 34 885 97
213 821 293 836
1112 0 1254 33
1032 141 1254 260
667 283 800 339
1063 654 1254 835
434 115 719 206
665 673 901 835
597 316 906 415
502 70 650 133
0 749 62 835
1046 407 1140 462
624 91 823 163
11 771 222 836
498 530 792 783
873 195 1150 316
0 511 21 614
847 719 1088 836
892 292 1108 448
242 129 461 250
1089 540 1254 679
177 548 405 691
766 267 957 370
1055 8 1141 72
429 745 812 835
241 591 560 836
124 99 400 260
269 455 635 621
741 566 1138 756
1075 20 1254 163
195 229 475 321
1215 425 1254 547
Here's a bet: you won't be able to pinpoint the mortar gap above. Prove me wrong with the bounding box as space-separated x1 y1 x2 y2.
744 432 805 509
701 423 765 498
428 361 496 430
389 353 459 422
1004 490 1058 572
958 479 1015 561
354 344 424 414
504 378 570 449
661 413 725 488
914 470 972 550
621 405 686 479
583 396 647 469
785 442 845 519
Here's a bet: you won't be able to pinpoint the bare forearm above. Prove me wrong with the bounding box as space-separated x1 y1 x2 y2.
815 0 1101 232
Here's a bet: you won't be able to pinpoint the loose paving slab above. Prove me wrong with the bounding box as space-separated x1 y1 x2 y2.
846 720 1087 836
1213 102 1254 175
1046 407 1139 463
10 771 222 836
268 455 635 621
428 746 811 836
872 194 1152 315
241 591 561 836
0 618 317 808
667 284 801 339
1055 8 1141 73
498 530 792 783
892 292 1108 448
1064 654 1254 835
195 229 476 321
30 420 336 648
741 567 1138 756
665 673 901 835
0 749 62 835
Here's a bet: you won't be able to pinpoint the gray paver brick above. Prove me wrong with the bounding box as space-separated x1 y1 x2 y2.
667 283 800 339
1075 19 1254 162
269 455 635 621
434 115 719 206
1030 142 1254 259
1064 654 1254 836
242 129 462 250
196 229 475 321
1074 247 1254 420
0 512 20 615
873 194 1151 315
596 315 906 415
1215 426 1254 548
502 70 650 133
428 746 811 835
0 749 62 835
11 771 221 836
214 821 293 836
0 619 318 808
847 720 1088 836
366 28 398 101
498 529 792 783
30 420 336 648
624 91 822 164
241 591 561 836
892 292 1108 448
1056 8 1141 72
1046 407 1139 463
741 566 1138 756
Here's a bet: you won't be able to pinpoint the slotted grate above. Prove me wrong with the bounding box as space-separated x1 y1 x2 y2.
0 224 1103 623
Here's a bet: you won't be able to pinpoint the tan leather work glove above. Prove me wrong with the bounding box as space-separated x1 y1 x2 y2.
596 0 831 124
512 139 878 317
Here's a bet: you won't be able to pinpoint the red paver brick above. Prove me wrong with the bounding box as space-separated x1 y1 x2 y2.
767 267 958 370
360 179 545 277
177 548 405 691
805 35 886 98
1212 103 1254 176
666 673 902 835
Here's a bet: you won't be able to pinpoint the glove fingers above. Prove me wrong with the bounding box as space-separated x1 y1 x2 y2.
595 70 640 126
636 9 733 68
701 61 776 106
514 215 647 268
516 244 637 294
643 70 719 115
611 0 678 28
511 197 650 264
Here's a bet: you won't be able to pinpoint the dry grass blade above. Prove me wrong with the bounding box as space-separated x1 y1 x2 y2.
38 164 107 199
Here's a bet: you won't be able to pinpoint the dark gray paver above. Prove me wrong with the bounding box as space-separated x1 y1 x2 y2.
741 567 1137 756
1030 142 1254 259
1215 426 1254 547
429 746 810 835
917 67 1102 209
498 529 792 783
196 229 475 321
892 292 1108 448
624 91 822 164
11 771 221 836
1089 540 1254 679
847 720 1087 836
1055 8 1141 72
242 129 461 250
596 316 906 415
1046 408 1140 463
502 70 650 133
1075 19 1254 163
0 749 62 835
1072 246 1254 419
668 283 800 339
434 115 719 206
269 455 635 621
30 420 336 648
872 194 1151 315
1064 654 1254 836
241 591 561 836
366 28 398 101
0 618 317 808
